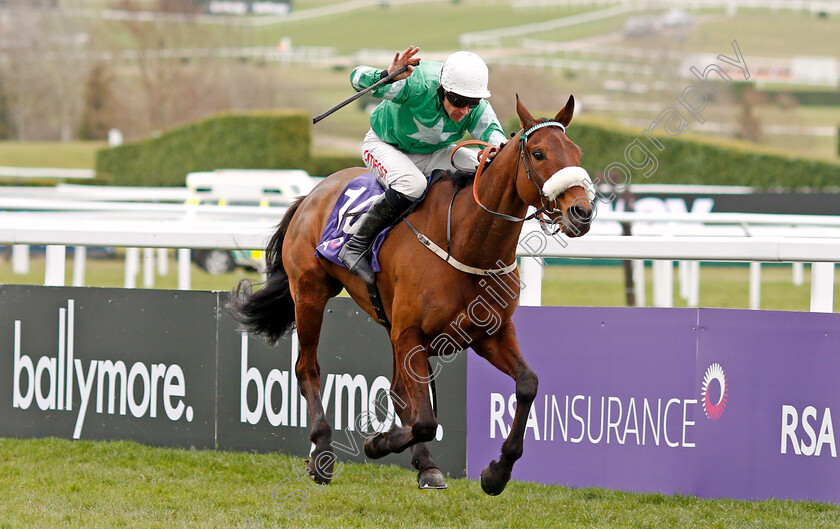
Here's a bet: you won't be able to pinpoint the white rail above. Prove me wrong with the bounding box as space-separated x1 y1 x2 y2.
0 184 190 201
0 182 836 309
595 210 840 229
0 166 95 179
0 217 836 312
0 219 272 249
459 4 636 47
0 197 288 218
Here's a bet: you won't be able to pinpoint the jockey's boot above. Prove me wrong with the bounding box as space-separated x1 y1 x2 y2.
338 188 414 285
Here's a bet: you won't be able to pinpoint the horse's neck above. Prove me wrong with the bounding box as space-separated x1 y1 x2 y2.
450 162 529 268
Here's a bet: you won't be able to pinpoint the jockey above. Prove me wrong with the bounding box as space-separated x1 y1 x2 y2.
339 46 507 284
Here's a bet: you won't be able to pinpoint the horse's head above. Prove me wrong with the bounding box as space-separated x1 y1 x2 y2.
508 95 594 238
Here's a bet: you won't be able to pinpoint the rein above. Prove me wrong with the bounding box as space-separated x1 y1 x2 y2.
401 121 570 277
450 139 532 224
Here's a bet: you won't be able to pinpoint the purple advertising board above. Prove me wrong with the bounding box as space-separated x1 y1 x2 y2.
467 306 840 504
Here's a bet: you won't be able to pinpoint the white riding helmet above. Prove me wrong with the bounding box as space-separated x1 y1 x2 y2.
439 51 492 99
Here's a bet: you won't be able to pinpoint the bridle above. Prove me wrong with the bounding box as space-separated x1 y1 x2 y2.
454 120 571 236
401 120 581 277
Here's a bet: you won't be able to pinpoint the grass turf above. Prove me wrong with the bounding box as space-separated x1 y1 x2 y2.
1 437 839 528
0 141 103 170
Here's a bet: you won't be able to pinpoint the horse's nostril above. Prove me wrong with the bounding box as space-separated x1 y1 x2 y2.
568 205 593 224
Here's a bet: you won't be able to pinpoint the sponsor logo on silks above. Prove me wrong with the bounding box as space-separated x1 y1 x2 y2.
11 300 194 440
700 362 728 421
363 150 388 180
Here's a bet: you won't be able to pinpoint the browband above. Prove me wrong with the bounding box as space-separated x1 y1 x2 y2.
522 121 565 139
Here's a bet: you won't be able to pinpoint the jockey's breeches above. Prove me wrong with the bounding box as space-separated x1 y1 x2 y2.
361 129 479 199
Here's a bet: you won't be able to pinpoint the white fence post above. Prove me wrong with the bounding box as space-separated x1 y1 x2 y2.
125 247 139 288
792 262 804 286
72 246 86 287
519 257 543 306
687 261 700 307
810 262 835 313
632 260 645 307
44 245 66 286
178 248 191 290
749 262 762 310
12 245 29 274
157 248 169 276
143 248 155 288
652 260 674 308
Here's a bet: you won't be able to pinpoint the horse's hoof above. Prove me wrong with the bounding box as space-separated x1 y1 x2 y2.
479 460 509 496
363 433 388 460
418 468 447 489
305 452 334 485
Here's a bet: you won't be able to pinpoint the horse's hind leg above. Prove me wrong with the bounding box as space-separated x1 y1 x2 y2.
292 270 342 484
390 370 447 489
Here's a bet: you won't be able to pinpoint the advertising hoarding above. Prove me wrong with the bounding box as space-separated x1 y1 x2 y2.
0 287 467 476
467 306 840 503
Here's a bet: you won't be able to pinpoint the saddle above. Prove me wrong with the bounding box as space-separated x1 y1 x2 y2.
315 169 453 271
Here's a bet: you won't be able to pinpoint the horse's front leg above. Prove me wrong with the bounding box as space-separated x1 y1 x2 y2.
471 320 538 496
363 326 438 459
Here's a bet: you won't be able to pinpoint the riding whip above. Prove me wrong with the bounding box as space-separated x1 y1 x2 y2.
312 65 411 124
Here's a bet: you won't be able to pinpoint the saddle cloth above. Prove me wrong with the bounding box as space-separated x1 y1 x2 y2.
315 172 392 272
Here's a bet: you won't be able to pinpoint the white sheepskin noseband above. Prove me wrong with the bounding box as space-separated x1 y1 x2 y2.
542 166 594 201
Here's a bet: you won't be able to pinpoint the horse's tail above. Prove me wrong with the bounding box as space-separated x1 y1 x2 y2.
227 196 304 345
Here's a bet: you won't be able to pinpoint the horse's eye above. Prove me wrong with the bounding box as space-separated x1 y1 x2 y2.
533 150 545 161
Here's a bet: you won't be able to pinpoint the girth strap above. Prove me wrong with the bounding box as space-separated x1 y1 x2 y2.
367 282 390 328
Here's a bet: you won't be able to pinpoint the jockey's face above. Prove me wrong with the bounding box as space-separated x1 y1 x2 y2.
443 95 473 122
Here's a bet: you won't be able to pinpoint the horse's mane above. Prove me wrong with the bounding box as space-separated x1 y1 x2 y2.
445 136 518 191
448 169 476 190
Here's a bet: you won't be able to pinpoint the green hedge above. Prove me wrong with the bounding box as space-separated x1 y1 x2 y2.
95 111 340 186
505 117 840 190
760 89 840 107
99 111 838 190
302 154 364 177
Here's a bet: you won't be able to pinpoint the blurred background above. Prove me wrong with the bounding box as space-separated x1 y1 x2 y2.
0 0 837 164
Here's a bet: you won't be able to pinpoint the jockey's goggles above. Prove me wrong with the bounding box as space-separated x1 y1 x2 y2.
446 92 481 109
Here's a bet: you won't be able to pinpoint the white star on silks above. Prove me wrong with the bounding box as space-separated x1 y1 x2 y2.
407 117 459 145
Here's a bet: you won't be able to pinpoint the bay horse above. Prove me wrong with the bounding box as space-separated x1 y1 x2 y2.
229 96 594 495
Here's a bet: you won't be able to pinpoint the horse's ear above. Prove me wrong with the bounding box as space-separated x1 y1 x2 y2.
516 94 537 131
555 95 575 128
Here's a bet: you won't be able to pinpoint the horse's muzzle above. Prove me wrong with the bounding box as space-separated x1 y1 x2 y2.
562 204 593 237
